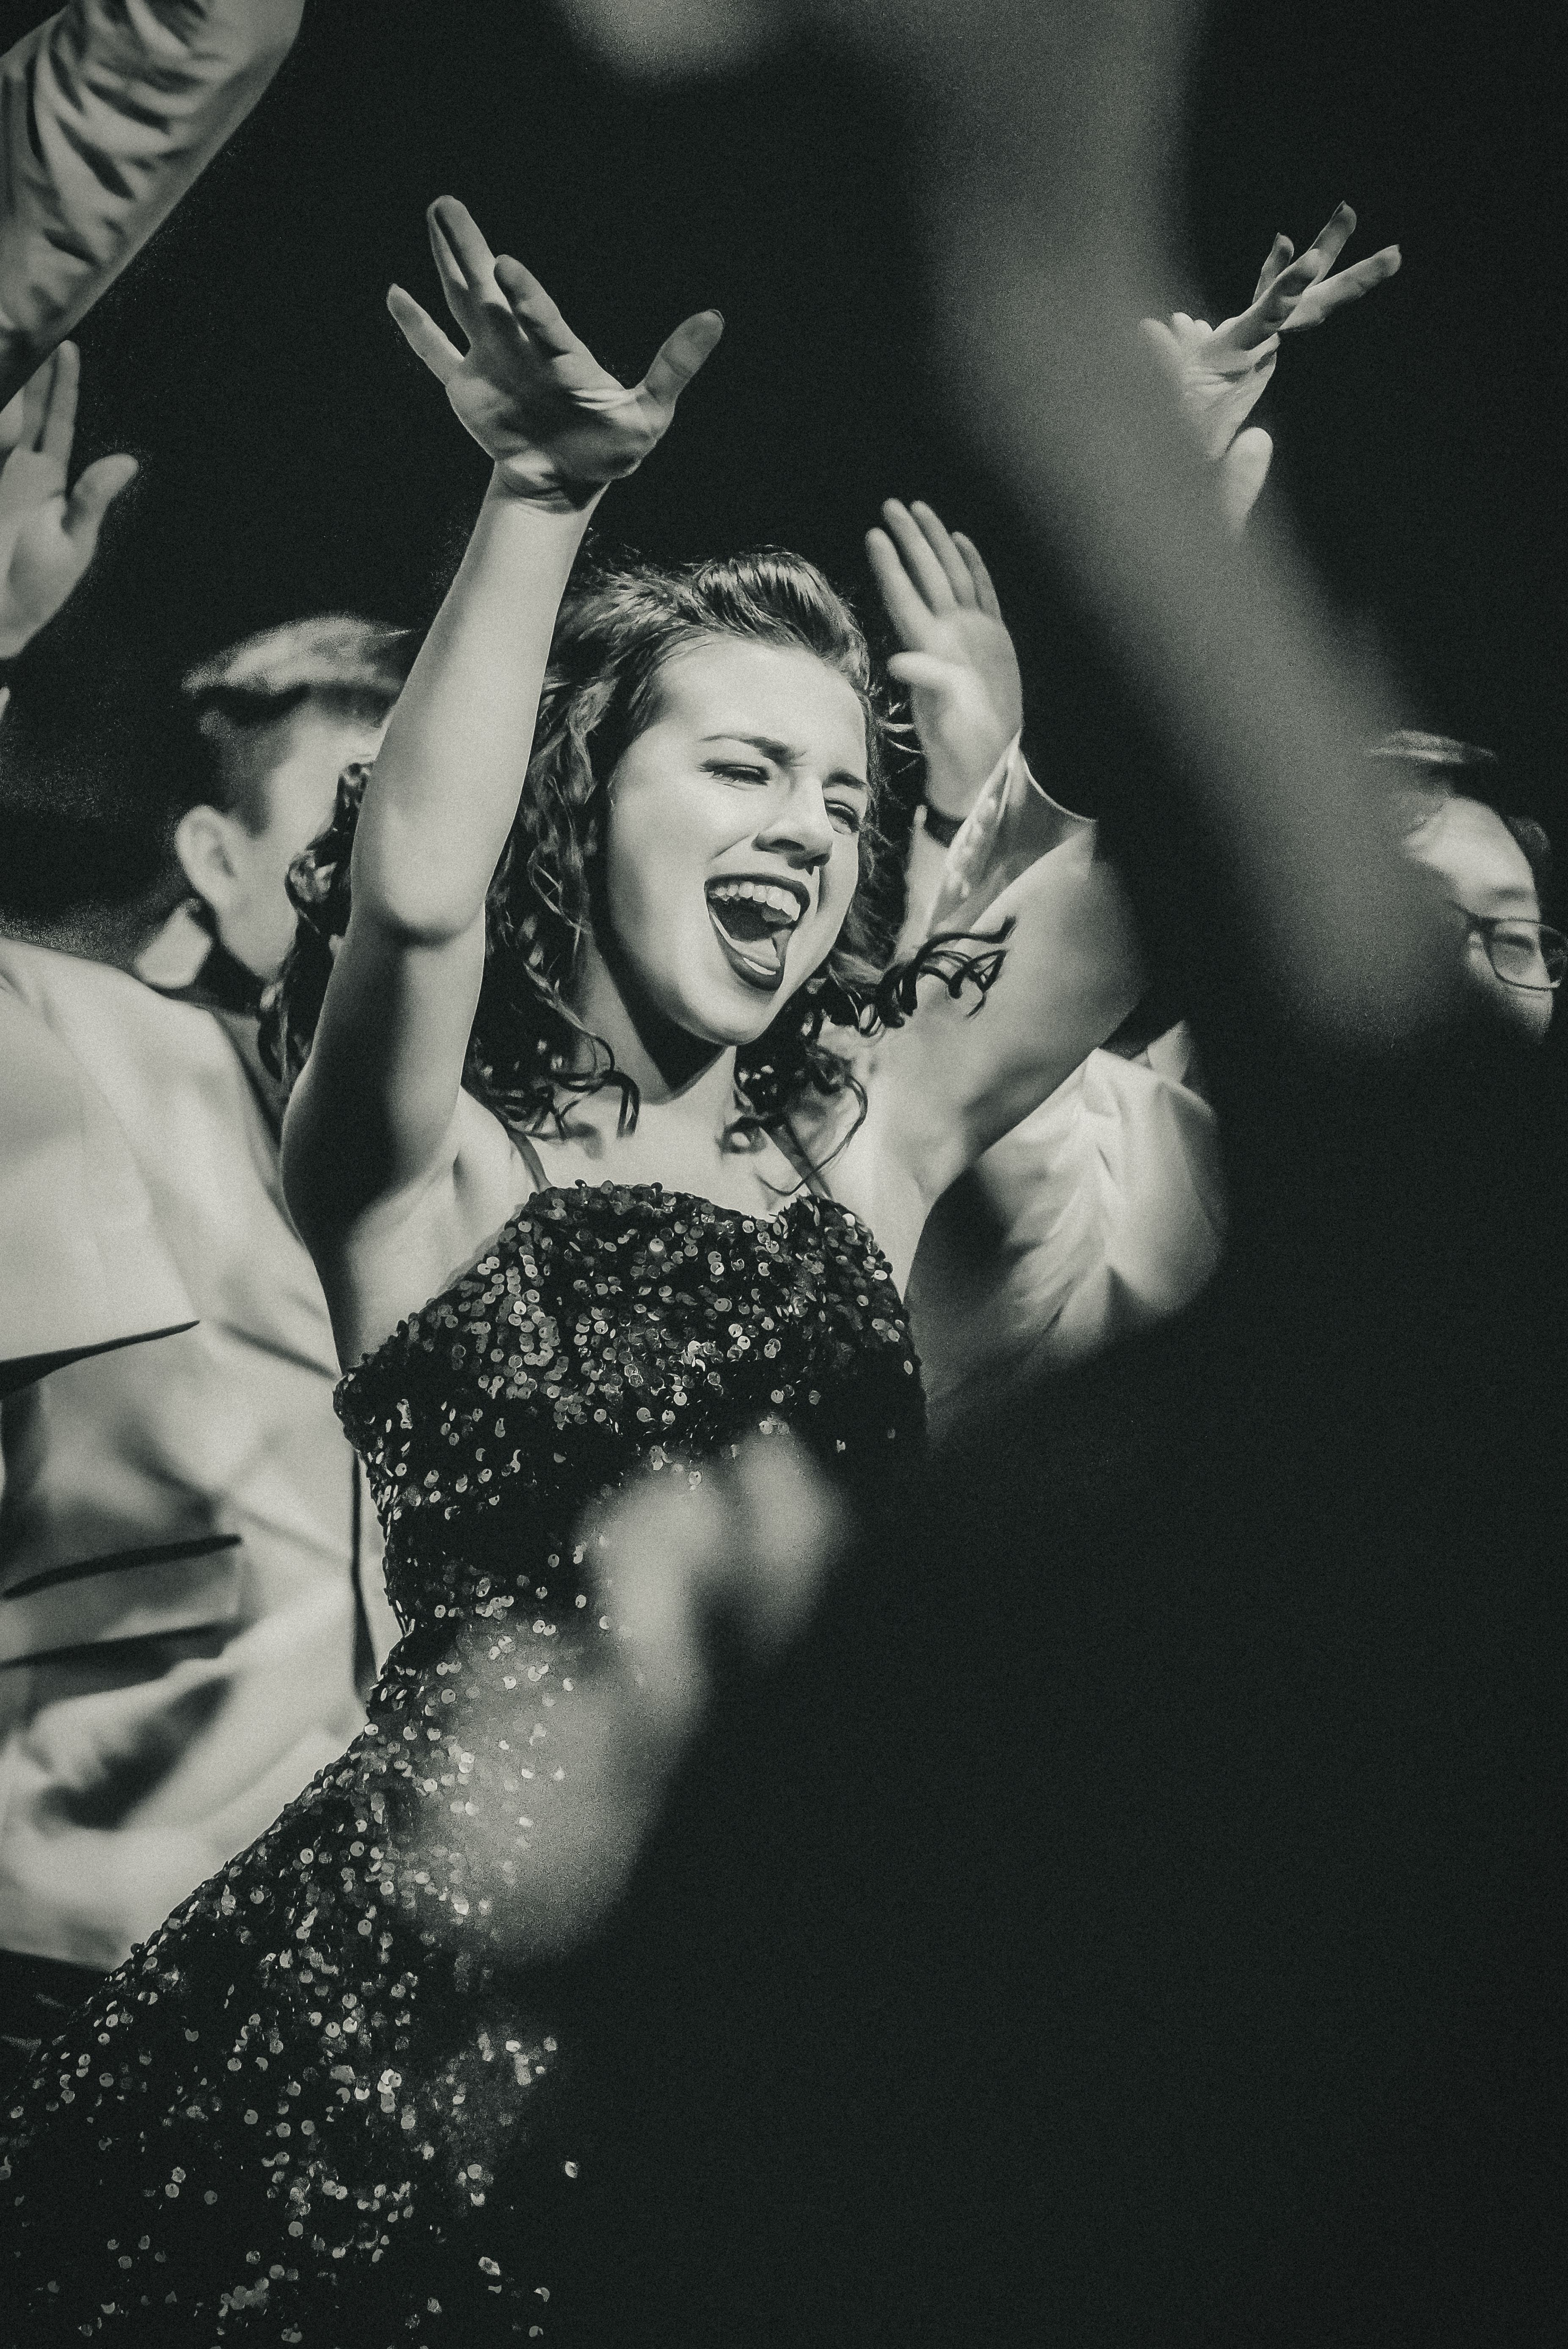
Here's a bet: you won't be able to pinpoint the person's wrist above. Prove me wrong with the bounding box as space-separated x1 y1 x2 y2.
921 732 1011 825
488 459 608 518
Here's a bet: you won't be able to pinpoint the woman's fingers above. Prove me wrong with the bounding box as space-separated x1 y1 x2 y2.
1251 231 1295 306
39 341 80 468
426 196 499 298
493 255 583 359
62 452 138 542
880 498 959 612
908 500 978 606
0 382 27 458
1233 246 1326 345
953 530 1003 620
1294 199 1359 283
18 355 51 452
1282 243 1401 331
639 308 725 410
386 284 463 383
865 523 935 645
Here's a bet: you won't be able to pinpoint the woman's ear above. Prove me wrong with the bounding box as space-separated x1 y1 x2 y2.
173 803 241 914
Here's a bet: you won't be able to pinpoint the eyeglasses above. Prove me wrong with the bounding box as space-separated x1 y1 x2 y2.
1450 905 1568 991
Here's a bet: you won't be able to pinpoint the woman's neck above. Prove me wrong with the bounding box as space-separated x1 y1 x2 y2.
569 934 746 1118
533 953 797 1204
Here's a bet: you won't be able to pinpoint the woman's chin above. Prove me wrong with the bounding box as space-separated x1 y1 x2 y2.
659 973 800 1052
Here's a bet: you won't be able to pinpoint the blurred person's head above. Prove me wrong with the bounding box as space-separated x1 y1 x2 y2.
1369 732 1559 1044
168 616 413 980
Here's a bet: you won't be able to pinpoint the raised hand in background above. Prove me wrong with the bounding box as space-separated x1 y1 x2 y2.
866 498 1024 819
0 344 138 662
1141 201 1401 533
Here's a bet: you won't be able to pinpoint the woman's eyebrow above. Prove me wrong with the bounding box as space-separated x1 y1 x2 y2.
700 731 869 790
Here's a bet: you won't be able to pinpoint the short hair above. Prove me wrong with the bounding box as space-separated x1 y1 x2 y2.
1366 729 1553 912
176 615 416 833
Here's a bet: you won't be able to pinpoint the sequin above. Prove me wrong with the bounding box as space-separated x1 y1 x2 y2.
1 1182 924 2342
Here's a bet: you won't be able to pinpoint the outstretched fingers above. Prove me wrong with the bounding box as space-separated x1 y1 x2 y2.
1251 232 1295 306
63 452 138 542
18 355 52 453
908 501 980 606
953 530 1003 620
425 196 499 308
879 499 961 612
865 523 936 645
493 255 583 359
39 341 80 468
1292 199 1360 286
1283 242 1401 331
387 284 463 383
639 308 725 411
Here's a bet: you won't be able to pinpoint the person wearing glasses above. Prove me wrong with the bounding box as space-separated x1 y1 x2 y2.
1370 730 1560 1044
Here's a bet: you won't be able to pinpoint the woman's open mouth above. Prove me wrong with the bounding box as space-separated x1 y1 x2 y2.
705 877 807 992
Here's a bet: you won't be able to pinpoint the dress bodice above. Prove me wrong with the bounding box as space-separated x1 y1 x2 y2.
336 1181 926 1641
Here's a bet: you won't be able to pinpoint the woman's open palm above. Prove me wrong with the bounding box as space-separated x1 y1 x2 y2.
388 197 723 504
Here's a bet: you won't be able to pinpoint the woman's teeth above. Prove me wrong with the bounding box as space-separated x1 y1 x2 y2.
705 881 803 990
707 880 804 930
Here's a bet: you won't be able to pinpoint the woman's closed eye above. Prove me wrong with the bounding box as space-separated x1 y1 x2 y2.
704 758 864 836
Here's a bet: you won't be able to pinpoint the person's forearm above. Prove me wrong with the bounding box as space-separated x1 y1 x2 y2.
0 0 304 402
350 476 597 945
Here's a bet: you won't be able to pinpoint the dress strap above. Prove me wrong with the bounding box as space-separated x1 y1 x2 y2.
510 1126 550 1198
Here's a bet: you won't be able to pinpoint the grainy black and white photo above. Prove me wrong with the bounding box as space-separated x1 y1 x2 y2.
1 1 1563 2341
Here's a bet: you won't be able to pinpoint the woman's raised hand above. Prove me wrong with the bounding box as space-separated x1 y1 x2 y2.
0 345 139 658
866 499 1025 820
388 197 723 507
1140 201 1401 519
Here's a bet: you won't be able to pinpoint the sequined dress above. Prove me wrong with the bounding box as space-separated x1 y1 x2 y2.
1 1183 925 2344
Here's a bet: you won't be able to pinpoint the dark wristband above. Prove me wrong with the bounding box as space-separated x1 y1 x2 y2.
920 801 964 849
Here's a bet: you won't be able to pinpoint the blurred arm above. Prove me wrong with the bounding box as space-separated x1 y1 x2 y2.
0 0 304 403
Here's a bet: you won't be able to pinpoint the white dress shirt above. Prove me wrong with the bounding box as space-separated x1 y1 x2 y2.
0 937 387 1967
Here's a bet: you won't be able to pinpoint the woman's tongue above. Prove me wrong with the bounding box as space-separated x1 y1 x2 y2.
709 891 793 982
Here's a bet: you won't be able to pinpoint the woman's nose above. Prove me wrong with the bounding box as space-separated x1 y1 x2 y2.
757 777 835 861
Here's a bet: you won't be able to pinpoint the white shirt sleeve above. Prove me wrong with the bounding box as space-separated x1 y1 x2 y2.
925 735 1097 936
0 0 304 402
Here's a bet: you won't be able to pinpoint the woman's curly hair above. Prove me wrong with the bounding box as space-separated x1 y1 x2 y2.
263 545 1006 1154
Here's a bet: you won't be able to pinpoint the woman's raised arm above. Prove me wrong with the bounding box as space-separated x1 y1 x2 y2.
282 199 720 1260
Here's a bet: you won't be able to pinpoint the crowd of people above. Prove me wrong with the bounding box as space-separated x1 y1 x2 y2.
0 2 1562 2343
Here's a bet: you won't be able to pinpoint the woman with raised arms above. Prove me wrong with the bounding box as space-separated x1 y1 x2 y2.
0 198 1141 2344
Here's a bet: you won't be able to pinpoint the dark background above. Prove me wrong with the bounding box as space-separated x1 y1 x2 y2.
3 0 1564 851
